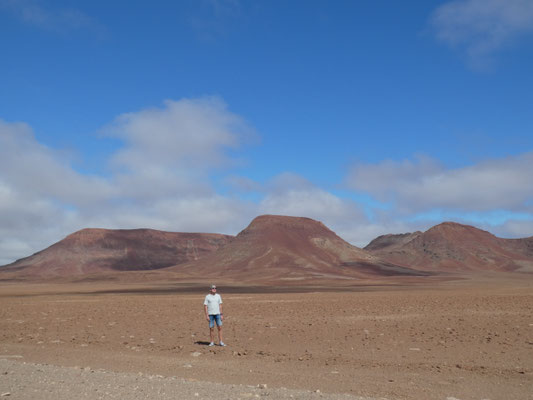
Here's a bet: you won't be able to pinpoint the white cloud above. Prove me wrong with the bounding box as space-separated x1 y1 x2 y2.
491 219 533 238
339 153 533 244
0 98 255 264
260 174 358 219
224 175 262 193
431 0 533 66
0 120 115 264
106 97 251 171
0 120 114 206
346 152 533 213
257 174 439 247
104 97 255 203
258 173 372 246
260 188 357 222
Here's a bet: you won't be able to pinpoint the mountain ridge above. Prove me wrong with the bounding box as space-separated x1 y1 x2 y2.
1 228 233 279
365 221 533 273
2 217 533 283
171 215 429 283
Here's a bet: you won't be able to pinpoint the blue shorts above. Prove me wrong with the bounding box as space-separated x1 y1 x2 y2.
209 314 222 328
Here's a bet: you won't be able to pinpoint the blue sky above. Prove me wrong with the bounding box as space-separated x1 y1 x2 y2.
1 0 533 264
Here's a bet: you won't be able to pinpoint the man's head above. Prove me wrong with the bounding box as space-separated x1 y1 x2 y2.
210 284 217 293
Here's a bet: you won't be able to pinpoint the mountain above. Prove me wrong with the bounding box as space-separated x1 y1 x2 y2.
365 222 533 273
173 215 426 283
0 228 232 280
6 217 530 285
364 231 422 252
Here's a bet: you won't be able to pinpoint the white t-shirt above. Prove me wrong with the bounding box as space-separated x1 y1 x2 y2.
204 293 222 315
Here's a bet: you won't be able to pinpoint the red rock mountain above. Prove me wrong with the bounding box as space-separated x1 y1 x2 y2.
365 222 533 273
4 217 530 284
0 228 232 279
365 231 422 252
174 215 426 283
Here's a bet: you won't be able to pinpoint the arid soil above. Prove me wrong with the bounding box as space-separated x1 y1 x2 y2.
0 359 369 400
1 277 532 400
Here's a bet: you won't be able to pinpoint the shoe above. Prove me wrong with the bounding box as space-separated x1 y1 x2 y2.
208 342 215 347
219 342 226 346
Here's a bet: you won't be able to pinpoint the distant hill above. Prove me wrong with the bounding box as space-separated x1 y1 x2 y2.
3 217 532 284
172 215 426 283
0 228 232 280
365 222 533 273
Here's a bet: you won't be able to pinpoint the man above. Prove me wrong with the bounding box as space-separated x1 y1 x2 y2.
204 284 225 346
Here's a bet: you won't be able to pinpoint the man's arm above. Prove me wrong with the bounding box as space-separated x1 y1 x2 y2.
204 305 209 321
219 303 223 320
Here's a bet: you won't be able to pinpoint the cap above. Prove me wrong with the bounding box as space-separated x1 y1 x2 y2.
210 284 217 289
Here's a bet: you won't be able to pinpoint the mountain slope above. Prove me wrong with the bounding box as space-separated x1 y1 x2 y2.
174 215 426 282
0 228 232 279
365 222 533 273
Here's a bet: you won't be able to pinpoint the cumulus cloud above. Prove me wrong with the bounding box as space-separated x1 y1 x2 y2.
101 97 255 204
257 173 372 246
495 219 533 238
0 98 256 264
346 153 533 214
255 173 441 247
260 173 359 219
0 120 113 264
0 120 114 206
106 97 251 171
430 0 533 66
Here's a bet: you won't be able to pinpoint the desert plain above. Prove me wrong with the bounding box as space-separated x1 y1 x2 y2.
1 275 532 400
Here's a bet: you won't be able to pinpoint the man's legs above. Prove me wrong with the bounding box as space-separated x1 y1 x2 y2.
209 326 215 344
217 325 223 344
208 315 224 346
208 315 216 345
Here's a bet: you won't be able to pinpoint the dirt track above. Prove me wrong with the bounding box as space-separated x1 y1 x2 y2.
1 278 533 400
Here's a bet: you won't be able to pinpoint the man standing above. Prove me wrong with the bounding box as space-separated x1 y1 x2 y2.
204 284 225 346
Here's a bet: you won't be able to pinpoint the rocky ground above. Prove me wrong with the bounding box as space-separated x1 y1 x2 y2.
0 358 371 400
1 277 532 400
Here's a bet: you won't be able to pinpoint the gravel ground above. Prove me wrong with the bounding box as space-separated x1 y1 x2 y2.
0 359 383 400
2 283 532 400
